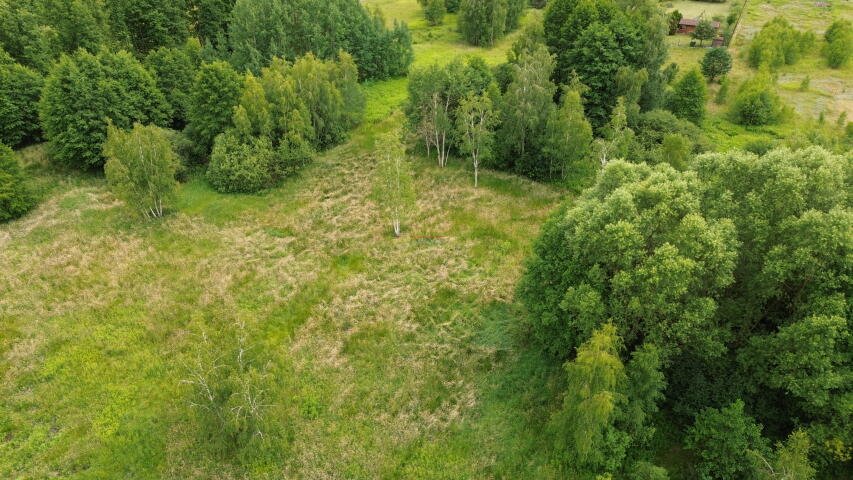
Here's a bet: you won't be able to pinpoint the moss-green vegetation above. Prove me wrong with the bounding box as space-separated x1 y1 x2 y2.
1 0 850 477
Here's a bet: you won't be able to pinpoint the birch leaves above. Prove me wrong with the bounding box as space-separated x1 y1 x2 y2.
456 92 496 187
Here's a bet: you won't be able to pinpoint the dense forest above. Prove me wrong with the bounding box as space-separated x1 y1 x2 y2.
0 0 850 478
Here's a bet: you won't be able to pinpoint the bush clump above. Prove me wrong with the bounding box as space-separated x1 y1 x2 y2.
206 132 276 194
823 19 852 68
747 17 814 69
0 143 36 222
729 72 783 126
39 49 169 169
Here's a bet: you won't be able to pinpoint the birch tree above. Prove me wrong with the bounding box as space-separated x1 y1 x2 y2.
103 123 179 218
406 59 492 168
426 91 452 167
375 126 415 237
498 44 556 179
456 92 495 187
594 97 634 167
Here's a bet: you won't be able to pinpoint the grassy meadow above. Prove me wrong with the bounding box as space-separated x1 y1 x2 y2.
1 0 849 478
1 121 562 477
729 0 853 120
664 0 851 134
0 7 563 472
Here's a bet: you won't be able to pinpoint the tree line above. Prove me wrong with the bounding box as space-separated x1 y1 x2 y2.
0 0 412 220
518 147 851 479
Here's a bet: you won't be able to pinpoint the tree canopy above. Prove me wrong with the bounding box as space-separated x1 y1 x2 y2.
39 48 169 169
228 0 413 79
520 145 851 476
543 0 668 127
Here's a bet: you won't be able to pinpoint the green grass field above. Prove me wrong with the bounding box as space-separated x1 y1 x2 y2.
1 120 563 477
1 1 848 477
664 0 731 19
0 6 563 472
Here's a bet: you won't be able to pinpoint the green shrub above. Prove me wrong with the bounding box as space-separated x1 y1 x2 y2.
823 20 851 68
182 320 280 457
825 18 851 44
275 135 314 178
206 132 275 193
667 68 707 125
729 72 783 126
747 17 814 69
743 137 775 155
635 109 709 152
103 123 180 218
0 60 43 147
0 143 35 222
39 49 169 169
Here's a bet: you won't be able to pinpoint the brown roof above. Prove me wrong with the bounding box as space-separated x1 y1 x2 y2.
679 18 721 28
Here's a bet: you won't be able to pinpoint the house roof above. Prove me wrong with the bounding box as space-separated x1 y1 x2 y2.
679 18 721 28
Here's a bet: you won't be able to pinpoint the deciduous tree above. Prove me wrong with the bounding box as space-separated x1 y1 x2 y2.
0 60 43 147
700 47 731 82
498 45 556 179
374 125 415 237
145 38 203 127
542 87 593 183
103 123 179 218
185 60 242 156
667 68 707 124
692 19 716 47
39 48 169 169
456 91 496 187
